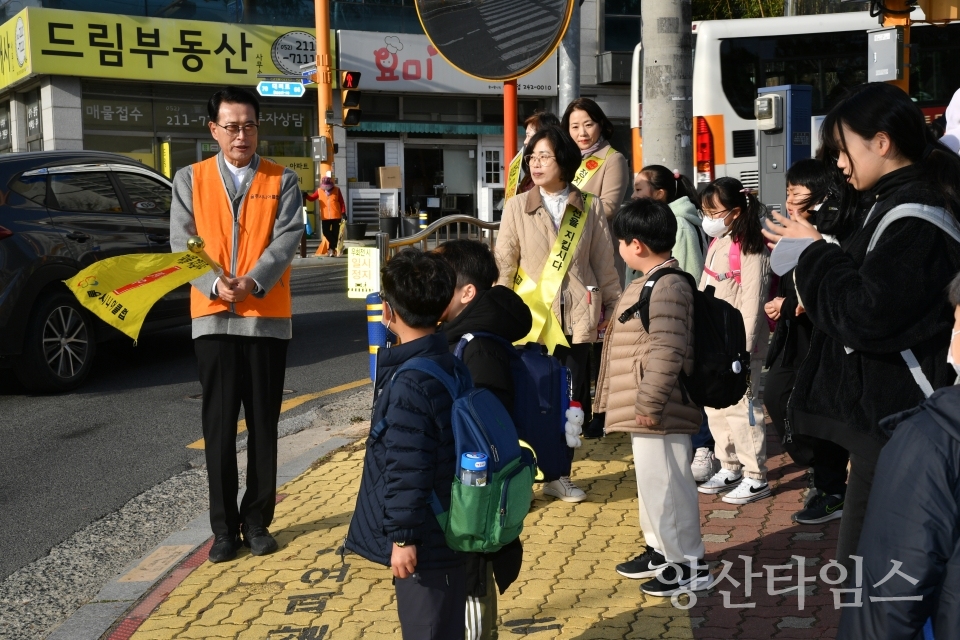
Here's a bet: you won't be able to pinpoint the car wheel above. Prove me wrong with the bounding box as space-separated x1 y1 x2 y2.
16 291 97 393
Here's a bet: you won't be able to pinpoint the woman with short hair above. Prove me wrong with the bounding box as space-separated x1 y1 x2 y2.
495 125 622 502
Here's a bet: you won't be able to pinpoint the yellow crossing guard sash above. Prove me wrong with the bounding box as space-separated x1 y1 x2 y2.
504 151 524 201
512 194 594 354
572 146 614 190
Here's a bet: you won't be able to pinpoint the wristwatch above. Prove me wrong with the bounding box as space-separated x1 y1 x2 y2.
394 541 408 548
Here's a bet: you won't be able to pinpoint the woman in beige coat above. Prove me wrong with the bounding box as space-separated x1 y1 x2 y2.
495 125 622 502
562 98 632 438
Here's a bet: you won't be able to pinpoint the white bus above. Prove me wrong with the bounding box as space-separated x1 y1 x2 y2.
630 12 960 188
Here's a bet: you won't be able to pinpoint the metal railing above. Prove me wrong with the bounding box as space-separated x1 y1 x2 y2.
376 215 500 266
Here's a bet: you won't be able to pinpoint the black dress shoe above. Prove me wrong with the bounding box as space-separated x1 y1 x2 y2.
208 533 242 563
583 413 605 439
242 525 279 556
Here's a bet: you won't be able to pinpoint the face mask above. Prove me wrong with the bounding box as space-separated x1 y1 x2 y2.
702 214 730 238
381 301 392 331
947 328 960 376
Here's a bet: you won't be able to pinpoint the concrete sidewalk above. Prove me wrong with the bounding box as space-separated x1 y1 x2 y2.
107 422 842 640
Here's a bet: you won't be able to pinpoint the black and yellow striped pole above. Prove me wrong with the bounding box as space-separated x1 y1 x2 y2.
366 292 393 382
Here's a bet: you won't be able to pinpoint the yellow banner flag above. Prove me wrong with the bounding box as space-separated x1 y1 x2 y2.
64 252 211 341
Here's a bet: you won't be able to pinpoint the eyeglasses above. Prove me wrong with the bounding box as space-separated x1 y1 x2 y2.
213 122 259 137
701 208 733 220
524 154 556 167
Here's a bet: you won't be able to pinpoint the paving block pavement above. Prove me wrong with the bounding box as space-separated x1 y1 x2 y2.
110 419 843 640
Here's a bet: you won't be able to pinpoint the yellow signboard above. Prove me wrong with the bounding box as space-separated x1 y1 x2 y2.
347 247 380 299
265 156 314 192
0 10 32 90
0 8 335 93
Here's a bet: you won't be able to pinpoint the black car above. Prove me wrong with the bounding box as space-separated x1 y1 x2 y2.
0 151 190 392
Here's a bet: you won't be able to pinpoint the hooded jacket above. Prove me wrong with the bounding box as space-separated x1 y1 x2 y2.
838 386 960 640
594 259 701 435
345 332 464 570
791 165 960 453
670 196 707 279
940 88 960 154
440 286 533 413
495 186 622 344
440 286 532 598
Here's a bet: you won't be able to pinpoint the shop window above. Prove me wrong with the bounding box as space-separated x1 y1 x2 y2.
0 102 10 153
484 149 503 185
403 97 476 123
364 95 400 122
116 173 172 216
84 134 156 168
356 142 386 185
49 173 122 213
604 0 642 52
24 89 42 151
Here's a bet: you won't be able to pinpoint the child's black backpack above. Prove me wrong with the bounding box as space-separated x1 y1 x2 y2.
617 267 749 409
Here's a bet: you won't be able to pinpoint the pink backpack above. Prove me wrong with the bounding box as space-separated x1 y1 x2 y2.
703 239 779 332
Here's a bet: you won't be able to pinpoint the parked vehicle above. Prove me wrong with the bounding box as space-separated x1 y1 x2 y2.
0 151 189 392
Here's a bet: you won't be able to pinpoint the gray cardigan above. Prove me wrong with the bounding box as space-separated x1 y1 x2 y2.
170 153 304 339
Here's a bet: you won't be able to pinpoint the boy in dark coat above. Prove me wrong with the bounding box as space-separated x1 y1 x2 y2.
838 272 960 640
344 249 464 640
435 239 532 640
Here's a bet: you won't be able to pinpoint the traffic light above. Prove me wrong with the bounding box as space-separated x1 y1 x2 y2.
340 71 361 127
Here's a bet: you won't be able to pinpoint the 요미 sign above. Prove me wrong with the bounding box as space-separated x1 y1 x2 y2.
0 7 335 93
338 30 557 96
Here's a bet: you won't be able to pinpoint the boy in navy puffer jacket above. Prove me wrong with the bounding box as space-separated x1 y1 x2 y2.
344 248 465 640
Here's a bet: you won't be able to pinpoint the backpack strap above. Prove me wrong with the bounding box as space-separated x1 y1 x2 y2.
702 238 742 284
395 357 465 399
453 331 516 360
865 204 960 398
618 267 697 333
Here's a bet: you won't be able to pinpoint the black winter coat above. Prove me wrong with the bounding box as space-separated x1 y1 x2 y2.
838 386 960 640
791 166 960 453
765 270 812 370
345 332 464 570
440 285 534 413
440 285 533 597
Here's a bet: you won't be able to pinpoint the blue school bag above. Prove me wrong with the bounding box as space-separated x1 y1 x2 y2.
455 334 573 482
392 357 535 553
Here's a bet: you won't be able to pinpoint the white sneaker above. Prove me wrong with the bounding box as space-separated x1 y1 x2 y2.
722 477 771 504
691 447 719 483
543 476 587 503
697 468 743 494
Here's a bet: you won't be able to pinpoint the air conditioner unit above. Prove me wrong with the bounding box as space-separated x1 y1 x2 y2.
597 52 632 85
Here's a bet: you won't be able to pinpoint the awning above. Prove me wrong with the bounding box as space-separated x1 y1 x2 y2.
356 121 524 137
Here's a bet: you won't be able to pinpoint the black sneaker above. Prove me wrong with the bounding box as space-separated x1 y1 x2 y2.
241 525 279 556
583 413 605 439
792 493 843 525
640 560 715 597
616 546 668 579
208 533 242 563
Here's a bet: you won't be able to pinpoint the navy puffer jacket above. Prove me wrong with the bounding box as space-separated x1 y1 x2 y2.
345 332 465 569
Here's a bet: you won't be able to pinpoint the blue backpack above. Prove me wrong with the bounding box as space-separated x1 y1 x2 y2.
392 357 535 553
455 334 572 482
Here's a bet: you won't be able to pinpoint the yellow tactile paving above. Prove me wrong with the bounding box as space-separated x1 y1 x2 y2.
131 437 690 640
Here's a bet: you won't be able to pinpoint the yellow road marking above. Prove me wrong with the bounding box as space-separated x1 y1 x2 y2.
186 378 371 449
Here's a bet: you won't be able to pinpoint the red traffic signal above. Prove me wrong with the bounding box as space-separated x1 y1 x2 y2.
340 71 361 127
341 71 360 89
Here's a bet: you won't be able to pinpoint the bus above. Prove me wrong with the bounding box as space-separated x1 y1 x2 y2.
630 12 960 189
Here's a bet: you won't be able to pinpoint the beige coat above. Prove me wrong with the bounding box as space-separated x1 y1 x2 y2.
699 235 771 356
594 260 702 435
495 186 622 344
578 142 631 221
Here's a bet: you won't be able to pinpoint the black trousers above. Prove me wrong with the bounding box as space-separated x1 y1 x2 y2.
395 564 467 640
765 363 850 496
321 219 341 248
554 338 593 424
195 335 289 537
837 450 879 578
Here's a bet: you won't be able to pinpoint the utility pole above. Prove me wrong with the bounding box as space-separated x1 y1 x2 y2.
315 0 334 178
557 0 580 116
504 80 517 160
640 0 693 174
881 0 911 94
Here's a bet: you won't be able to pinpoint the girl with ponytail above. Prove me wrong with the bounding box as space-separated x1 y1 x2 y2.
763 82 960 602
695 176 772 506
632 165 706 278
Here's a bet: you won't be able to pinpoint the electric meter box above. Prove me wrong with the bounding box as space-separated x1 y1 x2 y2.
757 85 812 215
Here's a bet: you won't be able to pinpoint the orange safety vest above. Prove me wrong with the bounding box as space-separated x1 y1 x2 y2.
190 156 292 319
317 187 345 220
